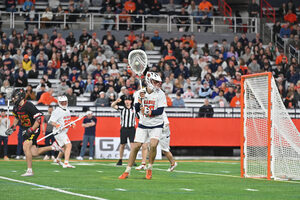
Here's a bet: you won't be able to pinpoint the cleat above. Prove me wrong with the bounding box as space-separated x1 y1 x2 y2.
54 159 64 166
23 156 26 160
118 172 129 179
135 164 146 170
43 155 50 160
51 142 64 153
15 156 20 160
89 157 93 160
51 156 55 160
145 169 152 180
21 170 33 177
63 163 76 168
76 156 83 160
167 162 178 172
116 159 122 166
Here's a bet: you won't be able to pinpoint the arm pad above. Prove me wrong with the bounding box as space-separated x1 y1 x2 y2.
135 102 141 113
151 107 164 116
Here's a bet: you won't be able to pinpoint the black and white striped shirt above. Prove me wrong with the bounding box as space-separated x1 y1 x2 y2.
118 106 136 128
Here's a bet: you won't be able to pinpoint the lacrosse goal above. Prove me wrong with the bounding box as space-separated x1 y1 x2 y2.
241 72 300 180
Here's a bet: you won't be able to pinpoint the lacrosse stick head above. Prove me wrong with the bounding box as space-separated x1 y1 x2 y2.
128 49 148 76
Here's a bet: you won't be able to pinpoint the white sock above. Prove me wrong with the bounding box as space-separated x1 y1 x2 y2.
27 168 32 173
125 166 131 173
148 164 153 170
64 160 69 164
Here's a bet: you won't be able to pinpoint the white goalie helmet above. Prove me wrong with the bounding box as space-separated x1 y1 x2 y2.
58 95 68 110
145 72 162 91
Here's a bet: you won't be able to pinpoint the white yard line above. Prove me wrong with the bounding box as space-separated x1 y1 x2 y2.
0 176 108 200
245 189 259 192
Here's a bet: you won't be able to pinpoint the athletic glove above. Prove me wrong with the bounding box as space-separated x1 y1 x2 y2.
5 126 16 136
144 107 152 117
22 127 34 137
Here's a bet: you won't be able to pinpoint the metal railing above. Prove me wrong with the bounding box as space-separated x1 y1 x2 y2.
288 44 300 63
0 11 258 33
260 0 275 23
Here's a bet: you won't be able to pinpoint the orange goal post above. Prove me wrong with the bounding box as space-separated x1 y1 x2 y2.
241 72 300 180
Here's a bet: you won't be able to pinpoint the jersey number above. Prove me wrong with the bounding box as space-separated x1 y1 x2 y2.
19 114 31 127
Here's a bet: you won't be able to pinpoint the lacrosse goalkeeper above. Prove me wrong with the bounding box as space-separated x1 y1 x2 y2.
49 96 76 168
119 71 167 180
5 89 63 176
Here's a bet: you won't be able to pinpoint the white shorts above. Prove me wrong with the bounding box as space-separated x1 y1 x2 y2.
160 126 170 152
54 133 71 147
134 127 162 143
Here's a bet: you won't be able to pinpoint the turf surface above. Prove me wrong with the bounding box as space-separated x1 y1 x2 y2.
0 159 299 200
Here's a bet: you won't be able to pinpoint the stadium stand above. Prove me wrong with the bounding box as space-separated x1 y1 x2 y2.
0 0 299 119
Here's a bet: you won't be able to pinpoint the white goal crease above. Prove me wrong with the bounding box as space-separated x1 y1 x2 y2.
0 176 108 200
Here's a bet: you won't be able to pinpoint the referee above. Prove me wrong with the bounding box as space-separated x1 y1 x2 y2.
111 95 136 166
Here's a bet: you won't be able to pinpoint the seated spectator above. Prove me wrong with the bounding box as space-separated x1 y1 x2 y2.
36 84 46 101
124 0 136 14
149 0 162 19
22 54 32 72
172 92 185 107
151 30 163 47
40 7 53 28
183 86 195 99
101 6 115 31
25 85 36 100
196 7 212 32
166 0 176 16
225 85 235 103
54 33 66 49
174 63 189 79
95 91 109 107
28 64 38 78
14 70 28 87
65 87 77 106
176 8 190 32
119 8 132 30
230 90 241 107
144 37 154 51
85 78 94 93
275 49 288 65
37 88 58 105
54 5 64 27
3 52 15 70
284 9 297 24
6 0 17 12
172 79 184 94
164 50 176 62
69 67 79 83
57 79 69 96
284 92 297 108
187 0 198 16
198 0 213 15
198 98 214 118
213 90 229 107
76 0 89 14
72 80 84 96
199 81 212 98
280 23 291 38
23 0 34 12
248 58 260 74
66 5 78 29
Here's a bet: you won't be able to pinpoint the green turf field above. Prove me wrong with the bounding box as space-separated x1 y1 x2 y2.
0 160 299 200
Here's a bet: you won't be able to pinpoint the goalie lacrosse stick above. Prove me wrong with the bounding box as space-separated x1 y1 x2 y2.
5 87 13 129
37 112 88 143
128 49 148 106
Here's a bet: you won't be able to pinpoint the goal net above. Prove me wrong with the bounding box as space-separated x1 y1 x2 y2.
241 72 300 180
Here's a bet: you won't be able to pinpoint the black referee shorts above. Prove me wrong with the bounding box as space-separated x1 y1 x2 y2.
120 127 135 144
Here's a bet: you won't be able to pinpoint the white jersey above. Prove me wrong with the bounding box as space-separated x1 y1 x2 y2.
49 107 71 135
134 88 167 127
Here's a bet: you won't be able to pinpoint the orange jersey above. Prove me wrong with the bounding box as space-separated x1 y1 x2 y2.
230 95 241 107
124 1 136 12
164 55 176 61
198 1 213 11
275 55 288 65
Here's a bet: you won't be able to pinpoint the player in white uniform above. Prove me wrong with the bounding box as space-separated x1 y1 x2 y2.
49 96 75 168
119 72 167 180
136 111 178 172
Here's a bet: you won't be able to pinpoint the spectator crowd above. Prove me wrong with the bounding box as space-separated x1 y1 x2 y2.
0 0 300 113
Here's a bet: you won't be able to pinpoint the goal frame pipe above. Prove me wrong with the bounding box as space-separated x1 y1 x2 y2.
240 72 272 180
